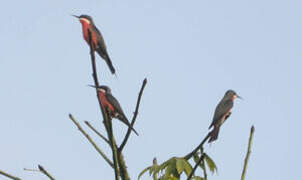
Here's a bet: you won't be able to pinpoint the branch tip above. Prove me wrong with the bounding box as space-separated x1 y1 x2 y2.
241 125 255 180
119 79 147 151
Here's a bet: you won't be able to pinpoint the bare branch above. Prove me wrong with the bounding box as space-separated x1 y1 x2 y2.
38 165 55 180
119 78 147 151
117 152 130 180
187 152 205 180
103 116 121 180
241 126 255 180
85 121 110 145
23 168 40 172
184 132 211 160
69 114 114 168
0 169 21 180
87 30 120 180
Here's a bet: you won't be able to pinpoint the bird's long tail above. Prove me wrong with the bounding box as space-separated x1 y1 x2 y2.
96 48 116 74
104 56 116 75
119 116 139 136
208 126 220 143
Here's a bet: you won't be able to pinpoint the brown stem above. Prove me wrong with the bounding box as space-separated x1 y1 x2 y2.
87 29 120 180
117 153 130 180
184 132 210 160
186 150 205 180
85 121 110 145
38 165 55 180
241 126 255 180
103 116 120 180
119 78 147 151
69 114 114 168
152 158 158 180
0 169 21 180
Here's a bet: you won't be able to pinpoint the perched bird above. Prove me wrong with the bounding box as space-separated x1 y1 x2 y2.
208 90 241 143
90 85 139 136
73 14 116 74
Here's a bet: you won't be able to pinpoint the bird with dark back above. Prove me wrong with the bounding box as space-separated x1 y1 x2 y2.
208 90 241 143
89 85 139 136
73 14 116 74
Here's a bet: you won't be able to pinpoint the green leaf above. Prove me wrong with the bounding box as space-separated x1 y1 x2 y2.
159 176 166 180
149 166 155 176
200 159 206 176
154 159 170 175
167 176 179 180
151 164 161 180
183 159 193 176
204 153 217 174
152 167 159 180
138 166 151 180
165 158 177 178
193 154 199 164
160 175 179 180
176 158 185 174
191 176 205 180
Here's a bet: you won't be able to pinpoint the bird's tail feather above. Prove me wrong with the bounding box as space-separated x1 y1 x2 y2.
208 126 220 143
119 116 139 136
104 56 116 75
96 48 116 74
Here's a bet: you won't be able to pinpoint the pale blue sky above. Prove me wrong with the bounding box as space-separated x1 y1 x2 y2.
1 0 301 179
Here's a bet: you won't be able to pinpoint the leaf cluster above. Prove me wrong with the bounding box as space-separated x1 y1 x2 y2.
139 154 217 180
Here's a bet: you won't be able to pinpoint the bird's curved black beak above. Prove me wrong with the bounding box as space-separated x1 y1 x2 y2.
72 15 80 18
88 85 97 88
237 95 243 100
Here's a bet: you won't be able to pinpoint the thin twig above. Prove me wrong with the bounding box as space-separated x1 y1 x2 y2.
119 78 147 151
184 132 211 160
187 150 205 180
241 126 255 180
0 169 21 180
38 165 55 180
88 29 120 180
85 121 110 145
69 114 114 168
23 168 40 172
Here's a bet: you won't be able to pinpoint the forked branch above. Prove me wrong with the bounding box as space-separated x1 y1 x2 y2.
69 114 114 168
87 29 120 180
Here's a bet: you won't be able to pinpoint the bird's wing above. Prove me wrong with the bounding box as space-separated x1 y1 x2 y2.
209 99 233 129
105 93 126 116
106 93 138 135
92 24 107 51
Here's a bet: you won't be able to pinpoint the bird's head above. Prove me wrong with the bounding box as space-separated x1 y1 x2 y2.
72 14 93 25
225 89 242 100
89 85 111 94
